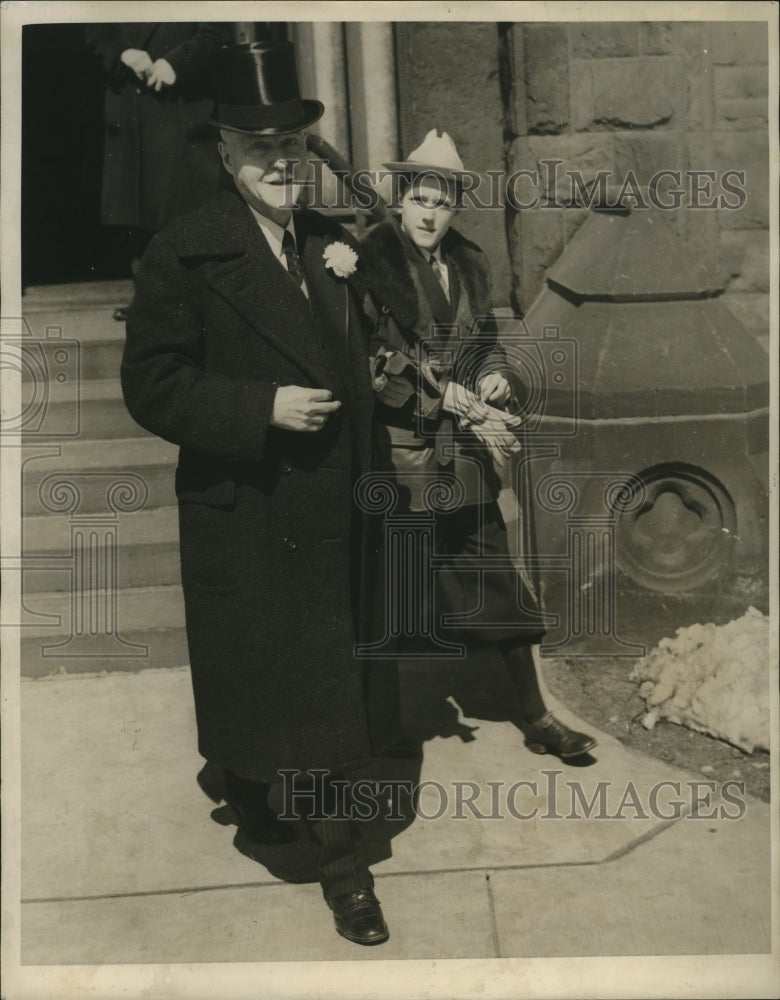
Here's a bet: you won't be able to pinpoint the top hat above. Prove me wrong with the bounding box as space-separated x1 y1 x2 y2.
383 130 466 182
210 42 324 135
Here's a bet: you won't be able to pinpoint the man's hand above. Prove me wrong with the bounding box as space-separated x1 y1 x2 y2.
146 58 177 91
477 371 512 407
120 48 153 82
270 386 341 432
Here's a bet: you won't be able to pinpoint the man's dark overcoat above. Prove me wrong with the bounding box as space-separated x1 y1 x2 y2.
86 23 229 230
122 189 378 782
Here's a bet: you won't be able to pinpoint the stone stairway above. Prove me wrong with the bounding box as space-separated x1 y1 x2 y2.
20 282 188 677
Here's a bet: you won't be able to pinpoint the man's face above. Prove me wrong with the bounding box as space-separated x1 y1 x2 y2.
219 129 310 222
400 178 457 253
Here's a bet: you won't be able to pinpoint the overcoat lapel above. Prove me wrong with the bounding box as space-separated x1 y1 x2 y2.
182 192 337 390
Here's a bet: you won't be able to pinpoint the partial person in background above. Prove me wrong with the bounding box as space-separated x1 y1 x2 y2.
86 22 230 319
362 130 597 761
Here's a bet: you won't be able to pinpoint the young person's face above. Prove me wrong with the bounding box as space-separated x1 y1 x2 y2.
400 178 458 253
219 129 309 223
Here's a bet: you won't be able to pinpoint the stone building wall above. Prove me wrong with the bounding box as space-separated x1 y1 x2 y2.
501 21 769 350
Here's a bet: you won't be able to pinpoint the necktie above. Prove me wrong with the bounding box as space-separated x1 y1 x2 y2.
282 230 305 289
428 253 450 302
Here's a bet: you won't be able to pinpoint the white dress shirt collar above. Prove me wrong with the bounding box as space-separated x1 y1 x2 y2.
248 206 297 263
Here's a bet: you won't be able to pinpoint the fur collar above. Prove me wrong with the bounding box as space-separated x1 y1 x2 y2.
361 218 492 330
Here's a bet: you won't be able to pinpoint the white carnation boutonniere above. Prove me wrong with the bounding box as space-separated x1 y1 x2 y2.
323 241 358 279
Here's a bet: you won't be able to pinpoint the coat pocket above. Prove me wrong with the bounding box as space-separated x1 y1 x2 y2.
178 500 245 594
176 462 242 592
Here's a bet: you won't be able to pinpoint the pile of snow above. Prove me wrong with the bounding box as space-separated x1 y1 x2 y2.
630 607 771 753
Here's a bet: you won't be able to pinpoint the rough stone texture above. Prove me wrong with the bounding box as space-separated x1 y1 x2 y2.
524 23 569 135
563 206 590 242
569 23 639 58
716 97 770 131
504 20 769 334
712 21 769 65
572 56 681 131
394 22 510 302
630 608 771 753
509 134 615 206
612 132 687 186
721 230 771 293
715 64 770 101
674 23 711 131
714 64 769 131
640 22 673 56
508 207 564 312
712 130 769 230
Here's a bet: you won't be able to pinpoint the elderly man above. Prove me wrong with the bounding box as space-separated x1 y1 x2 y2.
121 42 388 946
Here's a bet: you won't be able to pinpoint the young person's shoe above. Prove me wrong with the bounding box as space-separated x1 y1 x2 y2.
524 712 597 759
329 888 389 945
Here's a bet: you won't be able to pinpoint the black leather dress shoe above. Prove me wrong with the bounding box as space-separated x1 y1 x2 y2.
329 888 389 945
524 712 597 759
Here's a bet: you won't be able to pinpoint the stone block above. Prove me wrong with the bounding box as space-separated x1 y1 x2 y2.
715 65 769 101
508 134 615 207
613 132 687 186
572 57 681 132
712 130 769 230
712 22 769 65
715 98 769 131
720 230 770 293
640 22 673 55
570 23 639 58
524 23 569 134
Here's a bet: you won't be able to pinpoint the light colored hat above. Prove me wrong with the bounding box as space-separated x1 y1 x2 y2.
383 129 465 180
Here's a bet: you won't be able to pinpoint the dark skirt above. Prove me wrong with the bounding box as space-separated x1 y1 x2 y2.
433 501 546 644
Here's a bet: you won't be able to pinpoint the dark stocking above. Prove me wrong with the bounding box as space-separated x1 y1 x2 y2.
497 638 547 724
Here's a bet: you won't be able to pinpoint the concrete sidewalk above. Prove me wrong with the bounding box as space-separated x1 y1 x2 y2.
19 658 772 966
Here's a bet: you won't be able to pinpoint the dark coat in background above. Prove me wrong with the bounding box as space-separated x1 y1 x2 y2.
86 23 229 230
122 189 380 782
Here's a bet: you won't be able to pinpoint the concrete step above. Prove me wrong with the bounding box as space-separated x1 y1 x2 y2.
22 437 178 515
22 280 134 313
35 377 147 439
19 584 188 677
22 507 181 593
20 306 128 383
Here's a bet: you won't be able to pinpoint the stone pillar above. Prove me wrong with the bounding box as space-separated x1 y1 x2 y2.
344 23 398 171
294 22 350 155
